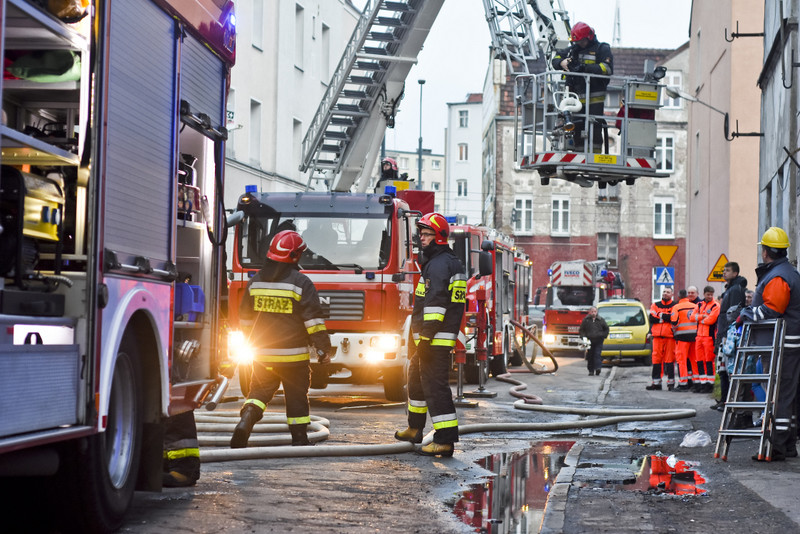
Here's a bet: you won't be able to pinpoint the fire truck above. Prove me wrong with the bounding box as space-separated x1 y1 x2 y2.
449 224 532 381
228 188 434 401
0 1 235 530
541 259 611 351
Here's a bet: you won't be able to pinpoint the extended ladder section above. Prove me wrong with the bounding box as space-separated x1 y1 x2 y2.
714 319 785 462
299 0 444 193
515 71 665 187
482 0 541 73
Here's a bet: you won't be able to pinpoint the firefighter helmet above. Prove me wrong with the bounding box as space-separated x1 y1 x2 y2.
758 227 790 249
382 158 398 172
570 22 595 42
416 212 449 245
267 230 307 263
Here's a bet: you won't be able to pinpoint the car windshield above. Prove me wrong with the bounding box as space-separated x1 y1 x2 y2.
598 305 646 327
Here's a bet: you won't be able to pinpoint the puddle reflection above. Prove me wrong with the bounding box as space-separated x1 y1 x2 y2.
453 441 574 534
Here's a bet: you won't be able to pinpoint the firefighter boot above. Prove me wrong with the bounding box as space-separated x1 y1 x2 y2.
231 403 263 449
394 427 423 444
289 423 312 446
417 442 454 458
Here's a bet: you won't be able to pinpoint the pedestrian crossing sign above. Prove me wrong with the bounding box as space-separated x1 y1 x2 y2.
655 266 675 286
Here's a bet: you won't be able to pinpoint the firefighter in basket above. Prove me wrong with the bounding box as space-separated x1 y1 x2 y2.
394 213 466 457
231 230 333 448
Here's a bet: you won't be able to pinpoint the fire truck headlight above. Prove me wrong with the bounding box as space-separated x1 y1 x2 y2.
365 350 384 362
543 334 556 345
370 335 399 351
228 330 254 364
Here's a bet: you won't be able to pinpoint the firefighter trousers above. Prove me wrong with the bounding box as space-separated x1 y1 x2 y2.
163 410 200 482
695 336 715 385
406 343 459 444
247 360 311 425
651 337 675 387
773 347 800 455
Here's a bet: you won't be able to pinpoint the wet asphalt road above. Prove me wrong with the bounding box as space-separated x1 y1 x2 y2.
117 351 800 534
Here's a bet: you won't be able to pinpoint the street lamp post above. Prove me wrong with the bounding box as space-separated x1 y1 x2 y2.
417 79 425 190
665 86 731 140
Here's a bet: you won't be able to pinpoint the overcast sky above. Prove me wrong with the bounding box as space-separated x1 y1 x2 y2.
377 0 692 154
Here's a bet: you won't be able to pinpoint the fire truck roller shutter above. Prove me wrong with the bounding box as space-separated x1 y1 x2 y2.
103 0 174 267
180 34 225 130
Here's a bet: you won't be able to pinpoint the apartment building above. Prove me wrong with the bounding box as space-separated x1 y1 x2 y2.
444 94 484 223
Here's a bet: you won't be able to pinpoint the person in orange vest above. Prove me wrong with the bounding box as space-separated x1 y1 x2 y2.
672 287 699 391
647 287 676 390
689 286 720 393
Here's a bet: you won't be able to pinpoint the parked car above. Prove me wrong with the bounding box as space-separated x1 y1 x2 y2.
596 299 651 365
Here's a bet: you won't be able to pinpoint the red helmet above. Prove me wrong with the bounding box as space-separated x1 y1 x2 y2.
416 212 450 245
570 22 595 42
267 230 307 263
381 157 398 172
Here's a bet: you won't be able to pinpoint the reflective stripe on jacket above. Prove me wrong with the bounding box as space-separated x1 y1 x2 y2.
689 299 720 338
671 298 697 342
649 299 675 338
411 245 466 344
753 257 800 347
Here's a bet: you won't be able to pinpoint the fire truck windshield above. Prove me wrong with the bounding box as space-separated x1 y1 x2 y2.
548 286 594 307
239 214 392 271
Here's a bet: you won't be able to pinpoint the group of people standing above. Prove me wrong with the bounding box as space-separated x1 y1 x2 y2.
646 227 800 461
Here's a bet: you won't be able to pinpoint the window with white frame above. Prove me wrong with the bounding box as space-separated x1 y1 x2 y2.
661 72 683 108
598 233 619 268
458 143 468 161
656 135 674 171
398 157 408 169
431 182 440 191
459 110 468 128
431 159 441 170
457 180 468 197
294 4 304 70
654 198 674 238
551 195 569 235
514 196 533 233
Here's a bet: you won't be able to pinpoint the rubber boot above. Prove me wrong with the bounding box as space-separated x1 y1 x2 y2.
230 403 263 449
394 427 423 444
289 423 311 446
417 442 454 457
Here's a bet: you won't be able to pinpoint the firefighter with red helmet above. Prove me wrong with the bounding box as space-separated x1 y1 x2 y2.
381 157 399 180
231 230 333 448
551 21 614 150
394 213 466 457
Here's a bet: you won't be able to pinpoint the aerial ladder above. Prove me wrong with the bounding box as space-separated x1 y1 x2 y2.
299 0 667 192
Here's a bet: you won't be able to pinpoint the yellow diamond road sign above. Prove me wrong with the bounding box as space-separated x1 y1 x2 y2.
707 254 729 282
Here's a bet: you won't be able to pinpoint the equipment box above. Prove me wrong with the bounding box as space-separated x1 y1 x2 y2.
626 82 662 110
175 283 205 322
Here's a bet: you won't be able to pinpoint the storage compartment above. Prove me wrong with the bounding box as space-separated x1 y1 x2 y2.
175 283 205 322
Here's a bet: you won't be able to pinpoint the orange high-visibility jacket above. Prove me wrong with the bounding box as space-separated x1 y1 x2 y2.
689 299 720 338
671 298 698 342
649 298 675 337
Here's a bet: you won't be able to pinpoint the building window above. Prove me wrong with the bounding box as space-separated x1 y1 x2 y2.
295 4 304 70
656 135 674 172
661 72 682 108
293 118 302 180
598 233 619 268
398 157 408 169
249 99 262 165
431 182 440 191
459 110 468 128
457 180 468 197
458 143 468 161
321 23 330 81
252 0 264 50
514 196 533 234
654 198 674 238
431 159 441 170
551 195 569 235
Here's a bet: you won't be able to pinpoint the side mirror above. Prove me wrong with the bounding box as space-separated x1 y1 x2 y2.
478 250 493 277
481 239 495 252
226 210 244 228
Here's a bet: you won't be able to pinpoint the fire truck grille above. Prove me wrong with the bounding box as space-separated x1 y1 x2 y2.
318 290 365 321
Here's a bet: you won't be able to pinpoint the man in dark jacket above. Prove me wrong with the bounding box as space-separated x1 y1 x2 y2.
394 213 466 458
711 262 748 410
579 306 609 376
231 230 333 448
551 21 613 150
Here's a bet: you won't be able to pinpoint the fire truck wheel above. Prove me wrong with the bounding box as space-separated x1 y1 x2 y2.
464 354 487 384
58 338 143 533
382 366 407 402
489 353 507 377
509 348 524 367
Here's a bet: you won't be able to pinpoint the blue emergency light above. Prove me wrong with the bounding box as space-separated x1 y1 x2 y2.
444 215 457 224
384 185 397 196
245 184 258 194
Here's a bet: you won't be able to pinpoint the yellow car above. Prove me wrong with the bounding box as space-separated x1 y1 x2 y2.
596 299 652 364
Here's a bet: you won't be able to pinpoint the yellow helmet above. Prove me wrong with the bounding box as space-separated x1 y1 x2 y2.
758 227 790 249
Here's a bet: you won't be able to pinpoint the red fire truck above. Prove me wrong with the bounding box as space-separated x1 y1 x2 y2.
0 1 235 530
449 224 531 381
228 188 433 401
541 259 613 352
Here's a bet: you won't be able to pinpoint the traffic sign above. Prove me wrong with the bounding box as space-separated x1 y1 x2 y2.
707 254 729 282
655 245 678 266
655 266 675 286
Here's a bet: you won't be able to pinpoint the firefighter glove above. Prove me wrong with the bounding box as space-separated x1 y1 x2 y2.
416 338 431 354
316 349 331 365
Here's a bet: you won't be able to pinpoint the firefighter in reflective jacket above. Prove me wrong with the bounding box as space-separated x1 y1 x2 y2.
394 213 466 457
750 227 800 461
231 230 332 448
688 286 719 393
647 287 676 390
671 288 699 391
551 21 613 149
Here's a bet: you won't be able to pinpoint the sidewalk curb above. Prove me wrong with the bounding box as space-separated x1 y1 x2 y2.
539 442 583 533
